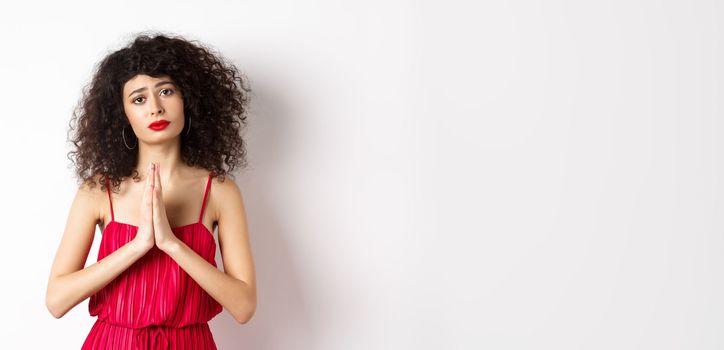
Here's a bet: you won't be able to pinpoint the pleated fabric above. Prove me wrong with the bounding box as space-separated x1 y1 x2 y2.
82 173 222 350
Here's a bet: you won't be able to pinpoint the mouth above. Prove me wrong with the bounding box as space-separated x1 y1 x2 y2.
148 120 170 131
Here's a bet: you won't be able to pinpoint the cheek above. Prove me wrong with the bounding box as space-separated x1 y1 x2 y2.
124 108 145 127
170 101 185 119
171 98 184 113
123 102 137 115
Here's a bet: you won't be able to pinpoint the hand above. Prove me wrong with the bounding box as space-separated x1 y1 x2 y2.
132 161 156 252
152 162 180 251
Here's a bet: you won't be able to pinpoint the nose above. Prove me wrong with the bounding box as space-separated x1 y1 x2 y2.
149 95 164 116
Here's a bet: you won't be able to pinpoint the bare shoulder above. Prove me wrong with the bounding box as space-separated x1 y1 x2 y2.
76 174 106 223
208 174 245 222
76 174 105 205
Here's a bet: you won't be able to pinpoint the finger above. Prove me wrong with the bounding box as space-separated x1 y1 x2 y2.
145 163 153 210
152 163 161 215
147 162 153 187
141 162 149 201
142 163 153 222
155 162 161 191
152 163 158 198
148 162 154 202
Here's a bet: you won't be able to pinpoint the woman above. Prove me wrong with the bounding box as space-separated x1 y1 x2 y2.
45 32 257 349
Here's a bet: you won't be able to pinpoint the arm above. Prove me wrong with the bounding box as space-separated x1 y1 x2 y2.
45 178 151 319
160 178 257 324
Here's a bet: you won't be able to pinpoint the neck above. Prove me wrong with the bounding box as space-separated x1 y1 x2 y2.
135 137 184 185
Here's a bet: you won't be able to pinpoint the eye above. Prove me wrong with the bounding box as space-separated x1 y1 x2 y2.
131 89 173 104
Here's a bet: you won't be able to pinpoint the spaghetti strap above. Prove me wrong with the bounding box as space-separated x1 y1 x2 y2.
198 172 213 223
105 176 114 221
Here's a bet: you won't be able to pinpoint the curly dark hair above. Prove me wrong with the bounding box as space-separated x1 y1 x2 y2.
67 31 251 192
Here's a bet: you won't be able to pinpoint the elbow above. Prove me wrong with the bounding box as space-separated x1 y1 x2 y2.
45 295 64 319
235 311 255 325
233 299 256 325
48 307 63 319
231 281 256 324
45 284 67 319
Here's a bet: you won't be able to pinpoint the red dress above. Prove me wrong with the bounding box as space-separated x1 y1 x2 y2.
82 173 223 349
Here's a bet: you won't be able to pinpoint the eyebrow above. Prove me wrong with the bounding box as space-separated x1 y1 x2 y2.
127 80 176 97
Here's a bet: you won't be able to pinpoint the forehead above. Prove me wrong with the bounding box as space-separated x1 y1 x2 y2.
123 74 175 92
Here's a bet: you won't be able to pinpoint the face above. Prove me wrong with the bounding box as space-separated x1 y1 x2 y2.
122 74 185 143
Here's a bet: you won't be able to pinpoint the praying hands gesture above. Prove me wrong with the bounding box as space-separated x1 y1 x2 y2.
151 162 181 251
132 161 181 253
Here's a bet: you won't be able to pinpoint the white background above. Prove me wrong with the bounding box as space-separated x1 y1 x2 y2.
0 0 722 349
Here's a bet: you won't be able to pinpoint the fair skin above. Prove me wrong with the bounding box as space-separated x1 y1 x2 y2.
45 74 257 324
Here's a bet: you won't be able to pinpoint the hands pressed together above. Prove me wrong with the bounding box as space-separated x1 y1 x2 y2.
134 161 180 253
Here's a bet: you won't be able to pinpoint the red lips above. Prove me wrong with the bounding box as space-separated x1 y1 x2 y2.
148 120 170 131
